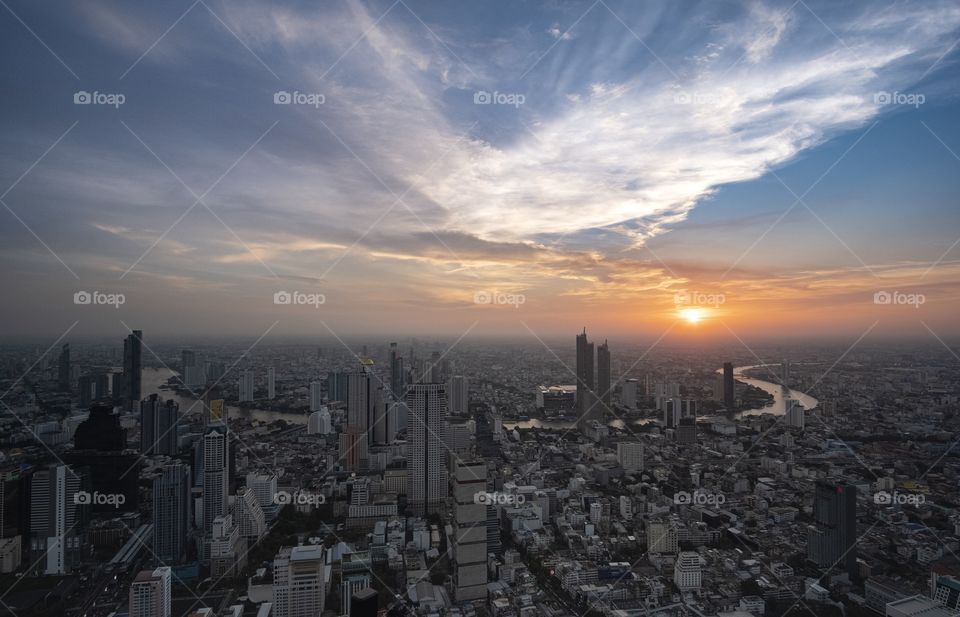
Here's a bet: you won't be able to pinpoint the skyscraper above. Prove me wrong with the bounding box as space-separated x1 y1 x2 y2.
807 480 857 578
722 362 735 409
69 402 139 513
129 566 172 617
447 375 469 416
621 378 638 409
57 343 70 391
202 427 228 533
152 464 191 564
576 328 595 420
122 330 143 412
406 382 447 513
238 370 255 402
181 350 203 388
267 366 276 400
389 342 404 400
453 460 488 601
29 464 83 574
597 340 611 412
140 394 179 456
309 381 323 412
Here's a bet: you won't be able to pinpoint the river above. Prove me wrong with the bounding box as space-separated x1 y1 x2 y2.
724 364 818 418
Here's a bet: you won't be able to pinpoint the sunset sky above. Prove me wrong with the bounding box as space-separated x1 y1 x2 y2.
1 0 959 341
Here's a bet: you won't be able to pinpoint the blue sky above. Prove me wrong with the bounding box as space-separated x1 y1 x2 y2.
1 0 959 338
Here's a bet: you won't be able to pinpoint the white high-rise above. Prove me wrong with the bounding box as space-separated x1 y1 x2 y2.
273 545 326 617
307 408 332 435
238 370 255 402
406 383 448 513
309 382 324 413
129 566 171 617
447 375 469 415
30 464 82 575
245 472 278 509
674 551 701 590
202 428 228 532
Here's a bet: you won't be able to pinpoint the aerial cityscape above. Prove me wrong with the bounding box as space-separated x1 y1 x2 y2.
1 1 959 617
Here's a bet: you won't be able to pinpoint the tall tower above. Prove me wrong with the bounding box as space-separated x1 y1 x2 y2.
29 464 83 574
58 344 70 391
238 370 255 402
447 375 469 416
202 427 228 533
123 330 143 412
597 340 611 412
576 328 595 424
807 480 857 577
406 383 447 514
153 464 191 564
140 395 179 456
722 362 735 410
389 342 404 400
453 461 488 601
267 367 276 400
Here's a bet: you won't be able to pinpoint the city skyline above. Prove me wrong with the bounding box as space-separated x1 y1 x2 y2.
0 0 958 339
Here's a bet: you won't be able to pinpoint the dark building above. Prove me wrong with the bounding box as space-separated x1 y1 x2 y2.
350 587 378 617
140 394 179 456
327 370 350 404
152 464 191 564
722 362 735 409
677 417 697 444
122 330 143 412
78 374 94 408
389 342 404 400
94 373 110 400
597 340 611 412
807 480 857 578
575 328 595 418
69 403 139 513
57 343 70 391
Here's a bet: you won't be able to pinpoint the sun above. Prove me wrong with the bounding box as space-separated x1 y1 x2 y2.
680 307 706 324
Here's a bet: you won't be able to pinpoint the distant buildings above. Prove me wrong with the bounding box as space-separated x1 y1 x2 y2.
129 566 171 617
58 343 70 391
140 394 179 456
238 370 255 402
576 328 595 420
621 378 638 409
122 330 144 411
267 366 276 399
309 381 323 412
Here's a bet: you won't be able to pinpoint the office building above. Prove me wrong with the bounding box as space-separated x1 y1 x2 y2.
617 442 643 473
309 381 323 412
153 464 191 564
202 427 229 533
233 487 267 539
575 328 595 420
129 566 172 617
674 551 701 591
267 366 276 399
29 464 84 574
341 573 371 615
807 480 857 577
453 461 488 601
181 350 204 388
238 370 255 402
447 375 469 416
327 370 350 403
273 545 326 617
389 342 404 400
140 394 179 456
722 362 735 409
786 399 805 429
621 378 638 409
123 330 144 412
308 408 332 435
406 383 448 513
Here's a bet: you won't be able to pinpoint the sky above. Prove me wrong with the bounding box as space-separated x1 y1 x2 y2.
1 0 959 344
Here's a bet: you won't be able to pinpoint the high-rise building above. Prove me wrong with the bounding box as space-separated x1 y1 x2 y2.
307 408 332 435
129 567 172 617
447 375 469 416
674 552 701 590
348 365 384 447
57 343 70 391
29 464 83 574
722 362 735 409
152 464 191 564
202 427 229 533
647 519 678 554
389 342 404 400
785 399 805 429
273 545 326 617
309 381 323 412
807 480 857 578
616 442 643 473
267 367 276 400
406 383 448 513
181 350 204 388
123 330 144 412
453 461 488 601
238 370 255 402
576 329 595 421
677 417 697 444
327 370 350 403
621 378 638 409
597 340 611 412
232 487 266 539
140 394 179 456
